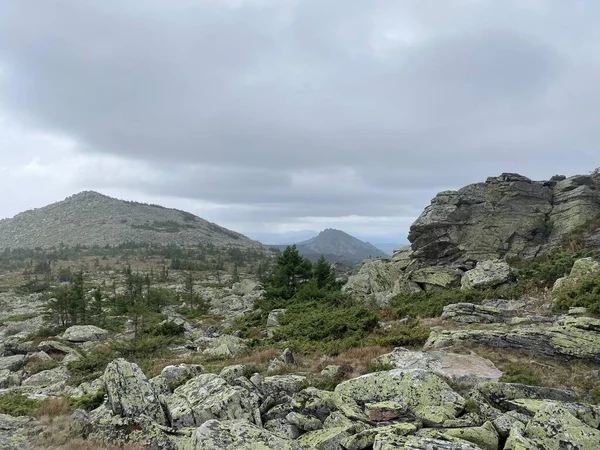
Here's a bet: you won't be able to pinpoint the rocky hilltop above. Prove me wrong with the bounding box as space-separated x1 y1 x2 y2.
409 172 600 267
0 191 264 250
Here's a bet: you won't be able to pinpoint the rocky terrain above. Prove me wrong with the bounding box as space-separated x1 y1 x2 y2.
0 171 599 449
0 191 265 250
270 229 390 264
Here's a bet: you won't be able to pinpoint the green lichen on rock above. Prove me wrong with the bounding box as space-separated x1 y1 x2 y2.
191 419 303 450
334 369 465 426
418 421 499 450
103 358 167 426
505 402 600 450
167 373 261 429
296 426 354 450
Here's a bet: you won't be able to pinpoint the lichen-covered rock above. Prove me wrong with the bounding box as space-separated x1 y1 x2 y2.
159 363 204 391
286 411 323 431
0 369 21 388
374 434 484 450
426 316 600 363
191 419 304 450
343 422 419 450
22 366 68 387
441 303 503 324
103 358 167 425
265 418 301 439
504 398 600 428
0 355 26 372
297 426 354 450
365 400 408 421
419 421 499 450
84 405 178 450
477 382 577 410
291 387 337 422
166 373 261 429
553 257 600 299
219 364 246 383
409 266 463 289
334 369 466 426
0 414 38 450
461 260 511 290
409 173 555 266
202 335 248 358
343 259 418 307
63 325 109 342
373 348 502 388
262 375 307 397
504 402 600 450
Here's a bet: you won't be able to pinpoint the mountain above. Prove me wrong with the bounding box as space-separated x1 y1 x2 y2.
270 228 390 264
0 191 264 250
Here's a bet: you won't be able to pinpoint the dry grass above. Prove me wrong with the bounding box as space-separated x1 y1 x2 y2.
31 414 144 450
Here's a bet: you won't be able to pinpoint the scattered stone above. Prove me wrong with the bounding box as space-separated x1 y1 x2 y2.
0 355 26 372
409 266 463 289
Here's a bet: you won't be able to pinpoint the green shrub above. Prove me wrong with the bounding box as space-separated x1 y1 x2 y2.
388 289 488 319
0 393 45 416
509 250 590 297
67 346 117 385
365 321 431 348
553 276 600 314
499 362 542 386
70 387 106 411
149 321 185 337
273 300 379 355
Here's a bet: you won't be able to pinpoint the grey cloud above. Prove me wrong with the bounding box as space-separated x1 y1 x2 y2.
0 0 599 239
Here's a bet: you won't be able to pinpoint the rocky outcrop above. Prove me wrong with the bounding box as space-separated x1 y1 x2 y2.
426 316 600 362
409 173 600 267
461 260 511 290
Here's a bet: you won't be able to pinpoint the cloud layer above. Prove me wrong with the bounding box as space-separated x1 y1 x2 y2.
1 1 599 242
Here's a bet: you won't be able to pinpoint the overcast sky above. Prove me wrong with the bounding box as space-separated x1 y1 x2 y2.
0 1 599 244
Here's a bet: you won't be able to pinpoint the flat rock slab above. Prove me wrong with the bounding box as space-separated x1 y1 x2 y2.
374 347 502 387
63 325 109 342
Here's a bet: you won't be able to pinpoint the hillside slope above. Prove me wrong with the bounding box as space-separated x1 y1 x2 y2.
0 191 264 250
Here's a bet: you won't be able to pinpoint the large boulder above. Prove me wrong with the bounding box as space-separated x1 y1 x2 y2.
0 414 39 450
334 369 466 426
0 355 26 372
63 325 109 342
103 358 167 426
461 260 511 290
553 257 600 298
373 348 502 387
166 373 261 429
190 419 304 450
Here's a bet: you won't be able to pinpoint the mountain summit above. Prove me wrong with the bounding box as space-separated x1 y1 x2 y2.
294 228 390 263
0 191 263 250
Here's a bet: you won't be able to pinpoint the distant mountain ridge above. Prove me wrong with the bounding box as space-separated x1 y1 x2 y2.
270 228 390 264
0 191 264 250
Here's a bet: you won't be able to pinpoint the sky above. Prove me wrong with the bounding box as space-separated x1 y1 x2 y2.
0 0 599 245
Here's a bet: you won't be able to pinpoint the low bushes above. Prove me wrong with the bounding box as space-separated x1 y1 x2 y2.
388 289 488 319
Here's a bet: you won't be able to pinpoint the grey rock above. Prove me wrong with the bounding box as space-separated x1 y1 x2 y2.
103 358 167 426
461 260 511 290
63 325 109 342
441 303 503 324
0 355 25 372
267 309 286 338
374 348 502 387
